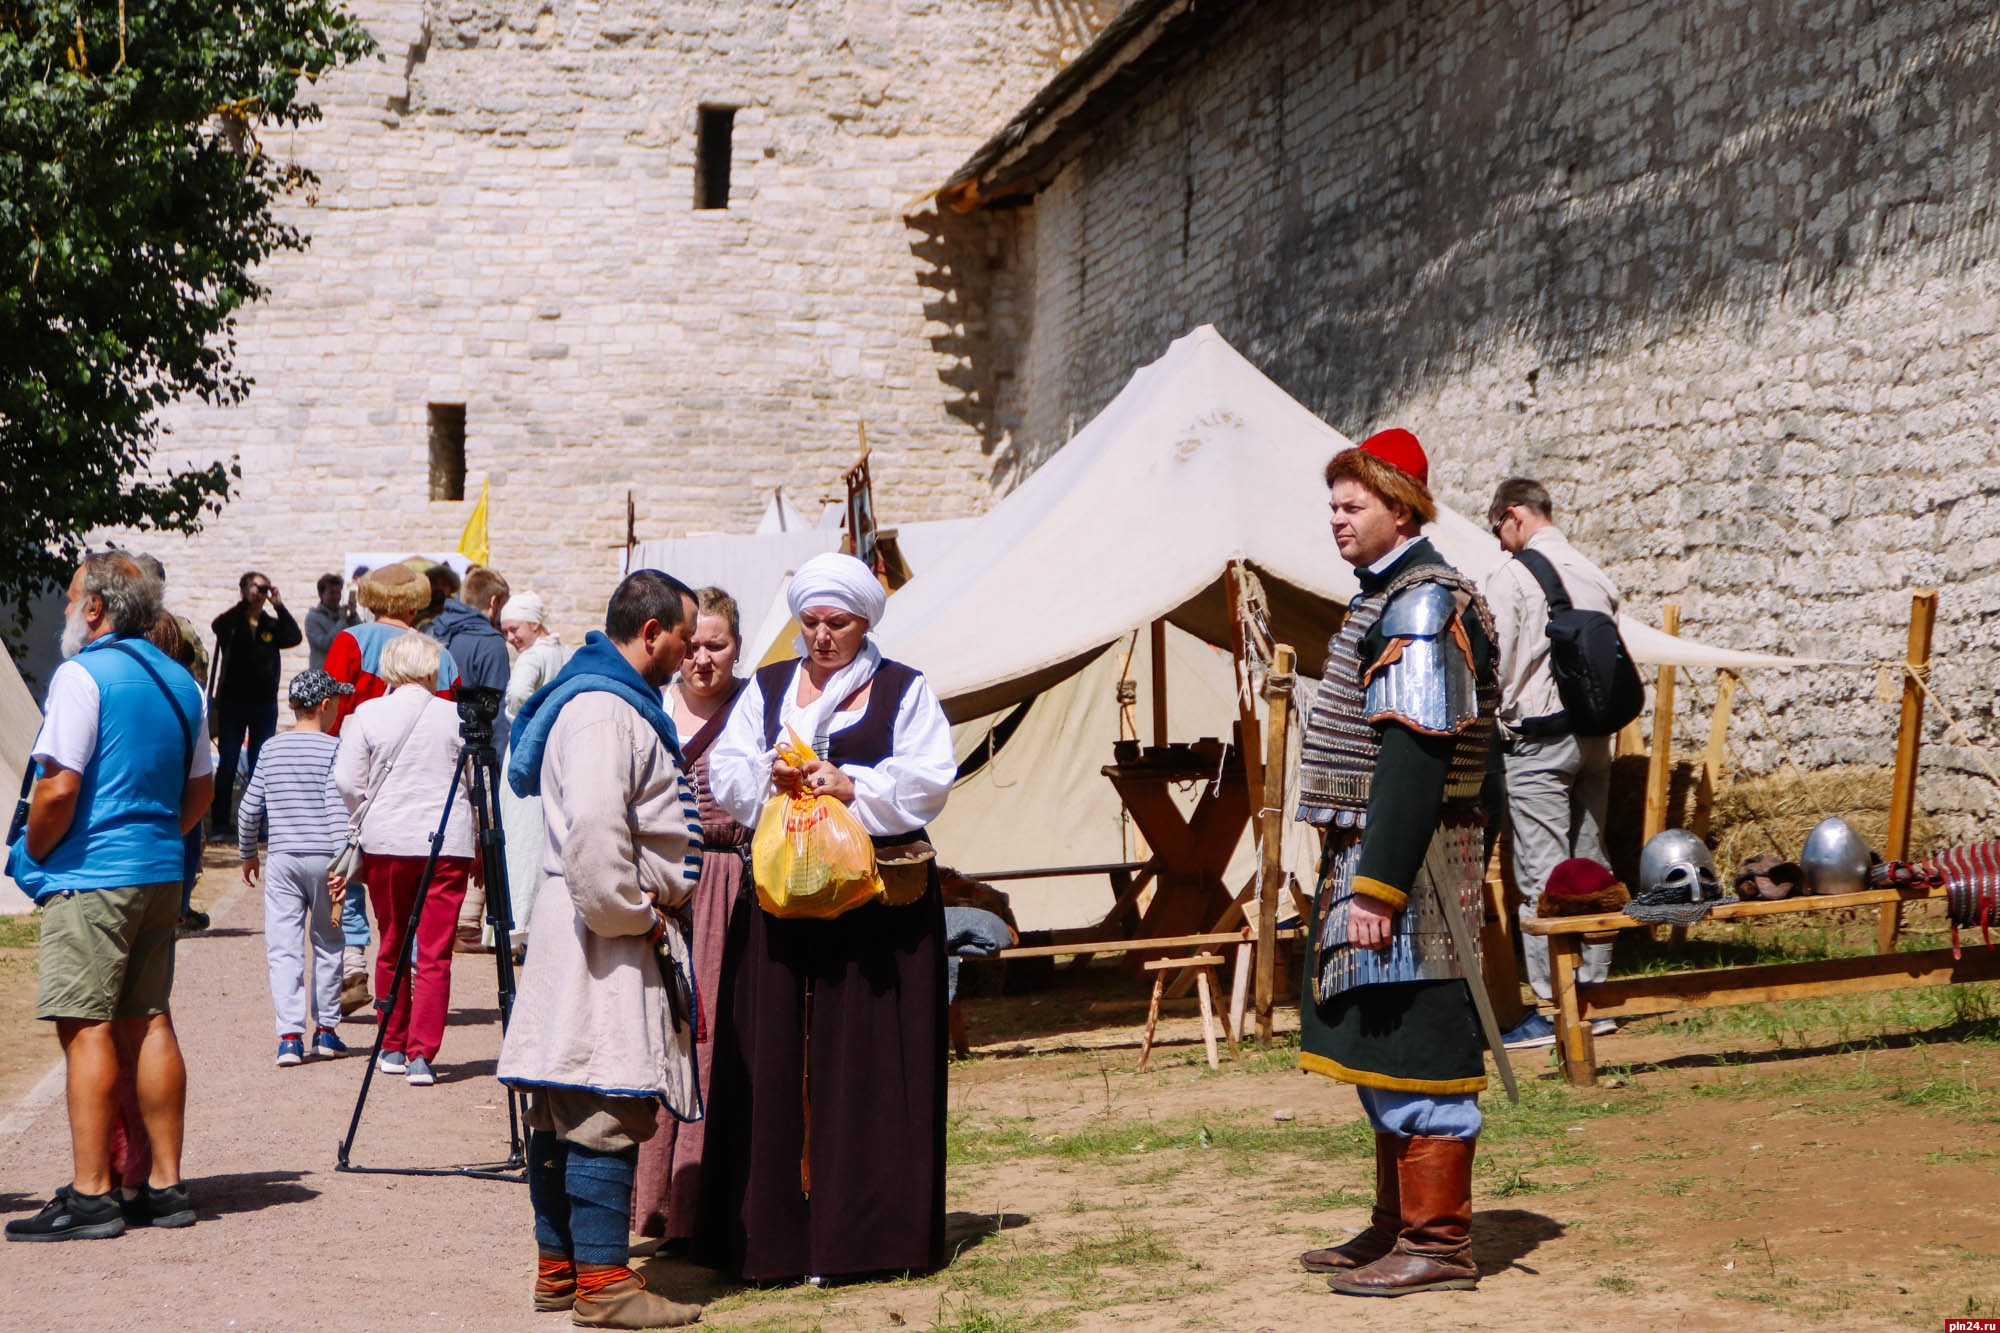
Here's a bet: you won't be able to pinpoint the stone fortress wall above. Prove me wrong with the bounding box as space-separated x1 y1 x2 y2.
133 0 1121 638
957 0 2000 834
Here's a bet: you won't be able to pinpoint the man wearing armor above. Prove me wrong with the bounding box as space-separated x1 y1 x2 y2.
1293 429 1500 1298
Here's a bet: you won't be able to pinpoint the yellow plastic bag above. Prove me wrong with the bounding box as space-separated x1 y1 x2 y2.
752 728 882 919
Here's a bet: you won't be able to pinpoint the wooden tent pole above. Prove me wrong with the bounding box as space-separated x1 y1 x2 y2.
1691 669 1738 841
1642 603 1682 843
1878 589 1939 953
1256 644 1296 1047
1224 562 1265 813
1150 618 1168 747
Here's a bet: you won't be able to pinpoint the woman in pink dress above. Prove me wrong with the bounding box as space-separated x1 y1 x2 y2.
631 586 747 1247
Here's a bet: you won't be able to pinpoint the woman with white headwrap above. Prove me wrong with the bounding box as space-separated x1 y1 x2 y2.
498 592 567 947
698 552 956 1285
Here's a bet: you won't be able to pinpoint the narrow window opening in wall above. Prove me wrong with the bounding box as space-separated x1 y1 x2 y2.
696 105 736 209
428 403 466 501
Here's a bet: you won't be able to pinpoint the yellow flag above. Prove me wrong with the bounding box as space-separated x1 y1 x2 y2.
458 478 490 567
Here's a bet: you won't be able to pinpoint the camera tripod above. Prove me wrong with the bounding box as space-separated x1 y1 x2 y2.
335 688 528 1183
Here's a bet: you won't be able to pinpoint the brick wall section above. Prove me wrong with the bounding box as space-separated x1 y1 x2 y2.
127 0 1121 642
977 0 2000 835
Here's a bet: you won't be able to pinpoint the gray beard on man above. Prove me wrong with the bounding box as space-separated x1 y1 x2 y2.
58 604 89 659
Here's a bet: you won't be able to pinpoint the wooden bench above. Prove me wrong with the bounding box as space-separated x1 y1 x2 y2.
1520 884 2000 1085
945 927 1304 1060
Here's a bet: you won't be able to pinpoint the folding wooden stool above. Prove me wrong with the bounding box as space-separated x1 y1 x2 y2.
1137 953 1239 1071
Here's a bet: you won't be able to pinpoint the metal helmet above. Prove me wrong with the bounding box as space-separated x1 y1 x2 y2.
1800 817 1873 895
1637 829 1722 902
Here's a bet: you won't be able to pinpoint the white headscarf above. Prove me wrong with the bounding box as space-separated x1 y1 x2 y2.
499 591 547 628
784 553 886 754
786 552 887 625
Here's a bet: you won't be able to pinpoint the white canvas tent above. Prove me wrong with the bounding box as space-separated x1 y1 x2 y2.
620 327 1805 931
878 326 1814 931
931 621 1320 931
1 644 42 914
876 325 1807 721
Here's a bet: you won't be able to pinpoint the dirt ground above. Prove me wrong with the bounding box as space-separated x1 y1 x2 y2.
2 862 1998 1331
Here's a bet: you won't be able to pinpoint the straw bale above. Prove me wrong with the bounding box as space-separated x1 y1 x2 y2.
1709 765 1939 874
1596 761 1937 888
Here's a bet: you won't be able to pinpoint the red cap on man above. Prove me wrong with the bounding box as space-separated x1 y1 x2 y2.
1358 428 1428 486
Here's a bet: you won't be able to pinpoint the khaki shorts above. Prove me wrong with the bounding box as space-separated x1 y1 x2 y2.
36 881 180 1022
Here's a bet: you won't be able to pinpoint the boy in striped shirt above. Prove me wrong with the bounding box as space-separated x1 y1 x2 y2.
238 669 353 1066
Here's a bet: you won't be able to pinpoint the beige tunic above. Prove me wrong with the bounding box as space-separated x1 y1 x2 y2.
497 692 700 1106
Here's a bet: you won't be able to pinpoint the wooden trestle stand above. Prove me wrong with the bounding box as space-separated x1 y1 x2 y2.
1529 589 1952 1085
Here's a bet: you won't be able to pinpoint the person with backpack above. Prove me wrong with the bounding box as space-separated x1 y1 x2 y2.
1481 477 1639 1050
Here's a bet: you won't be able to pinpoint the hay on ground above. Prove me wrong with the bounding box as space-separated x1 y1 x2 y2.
1709 765 1939 876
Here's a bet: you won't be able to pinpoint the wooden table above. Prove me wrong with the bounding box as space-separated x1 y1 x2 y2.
1102 746 1251 943
1520 885 2000 1085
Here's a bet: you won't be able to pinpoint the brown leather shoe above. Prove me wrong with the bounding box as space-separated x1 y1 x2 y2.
1301 1132 1400 1271
339 973 372 1017
1328 1134 1478 1297
570 1264 700 1328
536 1251 577 1311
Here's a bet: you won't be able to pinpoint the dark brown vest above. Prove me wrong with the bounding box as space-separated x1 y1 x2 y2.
755 659 919 769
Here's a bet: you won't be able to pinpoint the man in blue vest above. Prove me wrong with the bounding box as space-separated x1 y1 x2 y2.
4 553 214 1242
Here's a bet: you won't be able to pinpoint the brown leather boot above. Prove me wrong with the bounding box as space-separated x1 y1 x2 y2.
1328 1134 1478 1297
570 1263 700 1328
535 1252 577 1312
1300 1132 1400 1271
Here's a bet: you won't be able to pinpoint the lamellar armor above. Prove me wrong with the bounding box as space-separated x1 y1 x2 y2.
1296 563 1497 1002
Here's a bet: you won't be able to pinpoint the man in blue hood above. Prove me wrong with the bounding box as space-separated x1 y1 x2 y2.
426 565 512 697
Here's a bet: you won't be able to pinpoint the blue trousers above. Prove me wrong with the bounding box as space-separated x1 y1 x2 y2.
1355 1086 1481 1140
341 884 371 949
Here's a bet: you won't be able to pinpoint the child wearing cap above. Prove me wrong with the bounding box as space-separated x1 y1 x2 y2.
238 668 355 1065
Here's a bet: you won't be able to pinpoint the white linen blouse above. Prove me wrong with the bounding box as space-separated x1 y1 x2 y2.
707 662 955 837
505 634 568 718
333 684 476 859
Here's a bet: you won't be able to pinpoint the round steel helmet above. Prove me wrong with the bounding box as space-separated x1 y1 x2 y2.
1638 829 1722 901
1800 816 1873 895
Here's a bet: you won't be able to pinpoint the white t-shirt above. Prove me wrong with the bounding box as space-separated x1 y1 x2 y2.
32 658 215 779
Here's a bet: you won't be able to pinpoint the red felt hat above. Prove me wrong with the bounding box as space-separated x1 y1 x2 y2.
1545 857 1621 898
1359 428 1428 486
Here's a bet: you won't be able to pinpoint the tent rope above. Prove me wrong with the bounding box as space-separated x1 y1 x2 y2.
1726 671 1836 824
1674 666 1794 858
1895 661 2000 796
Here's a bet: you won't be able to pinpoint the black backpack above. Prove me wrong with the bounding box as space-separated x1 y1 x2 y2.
1511 549 1644 738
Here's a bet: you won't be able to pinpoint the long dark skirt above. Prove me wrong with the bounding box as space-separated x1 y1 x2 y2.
693 872 948 1281
631 846 744 1240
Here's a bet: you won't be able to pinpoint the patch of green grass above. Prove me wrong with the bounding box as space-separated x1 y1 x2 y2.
0 911 40 950
1595 1274 1639 1294
952 1109 1371 1170
939 1220 1183 1324
1234 1032 1303 1074
1488 1166 1541 1197
929 1297 1036 1333
1626 983 2000 1052
1296 1184 1373 1213
1479 1073 1665 1144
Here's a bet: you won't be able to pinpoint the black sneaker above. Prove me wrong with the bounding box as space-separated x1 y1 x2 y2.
5 1185 127 1242
178 909 211 932
120 1182 195 1230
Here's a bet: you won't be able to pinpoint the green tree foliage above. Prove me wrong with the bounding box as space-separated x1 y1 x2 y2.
0 1 374 628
